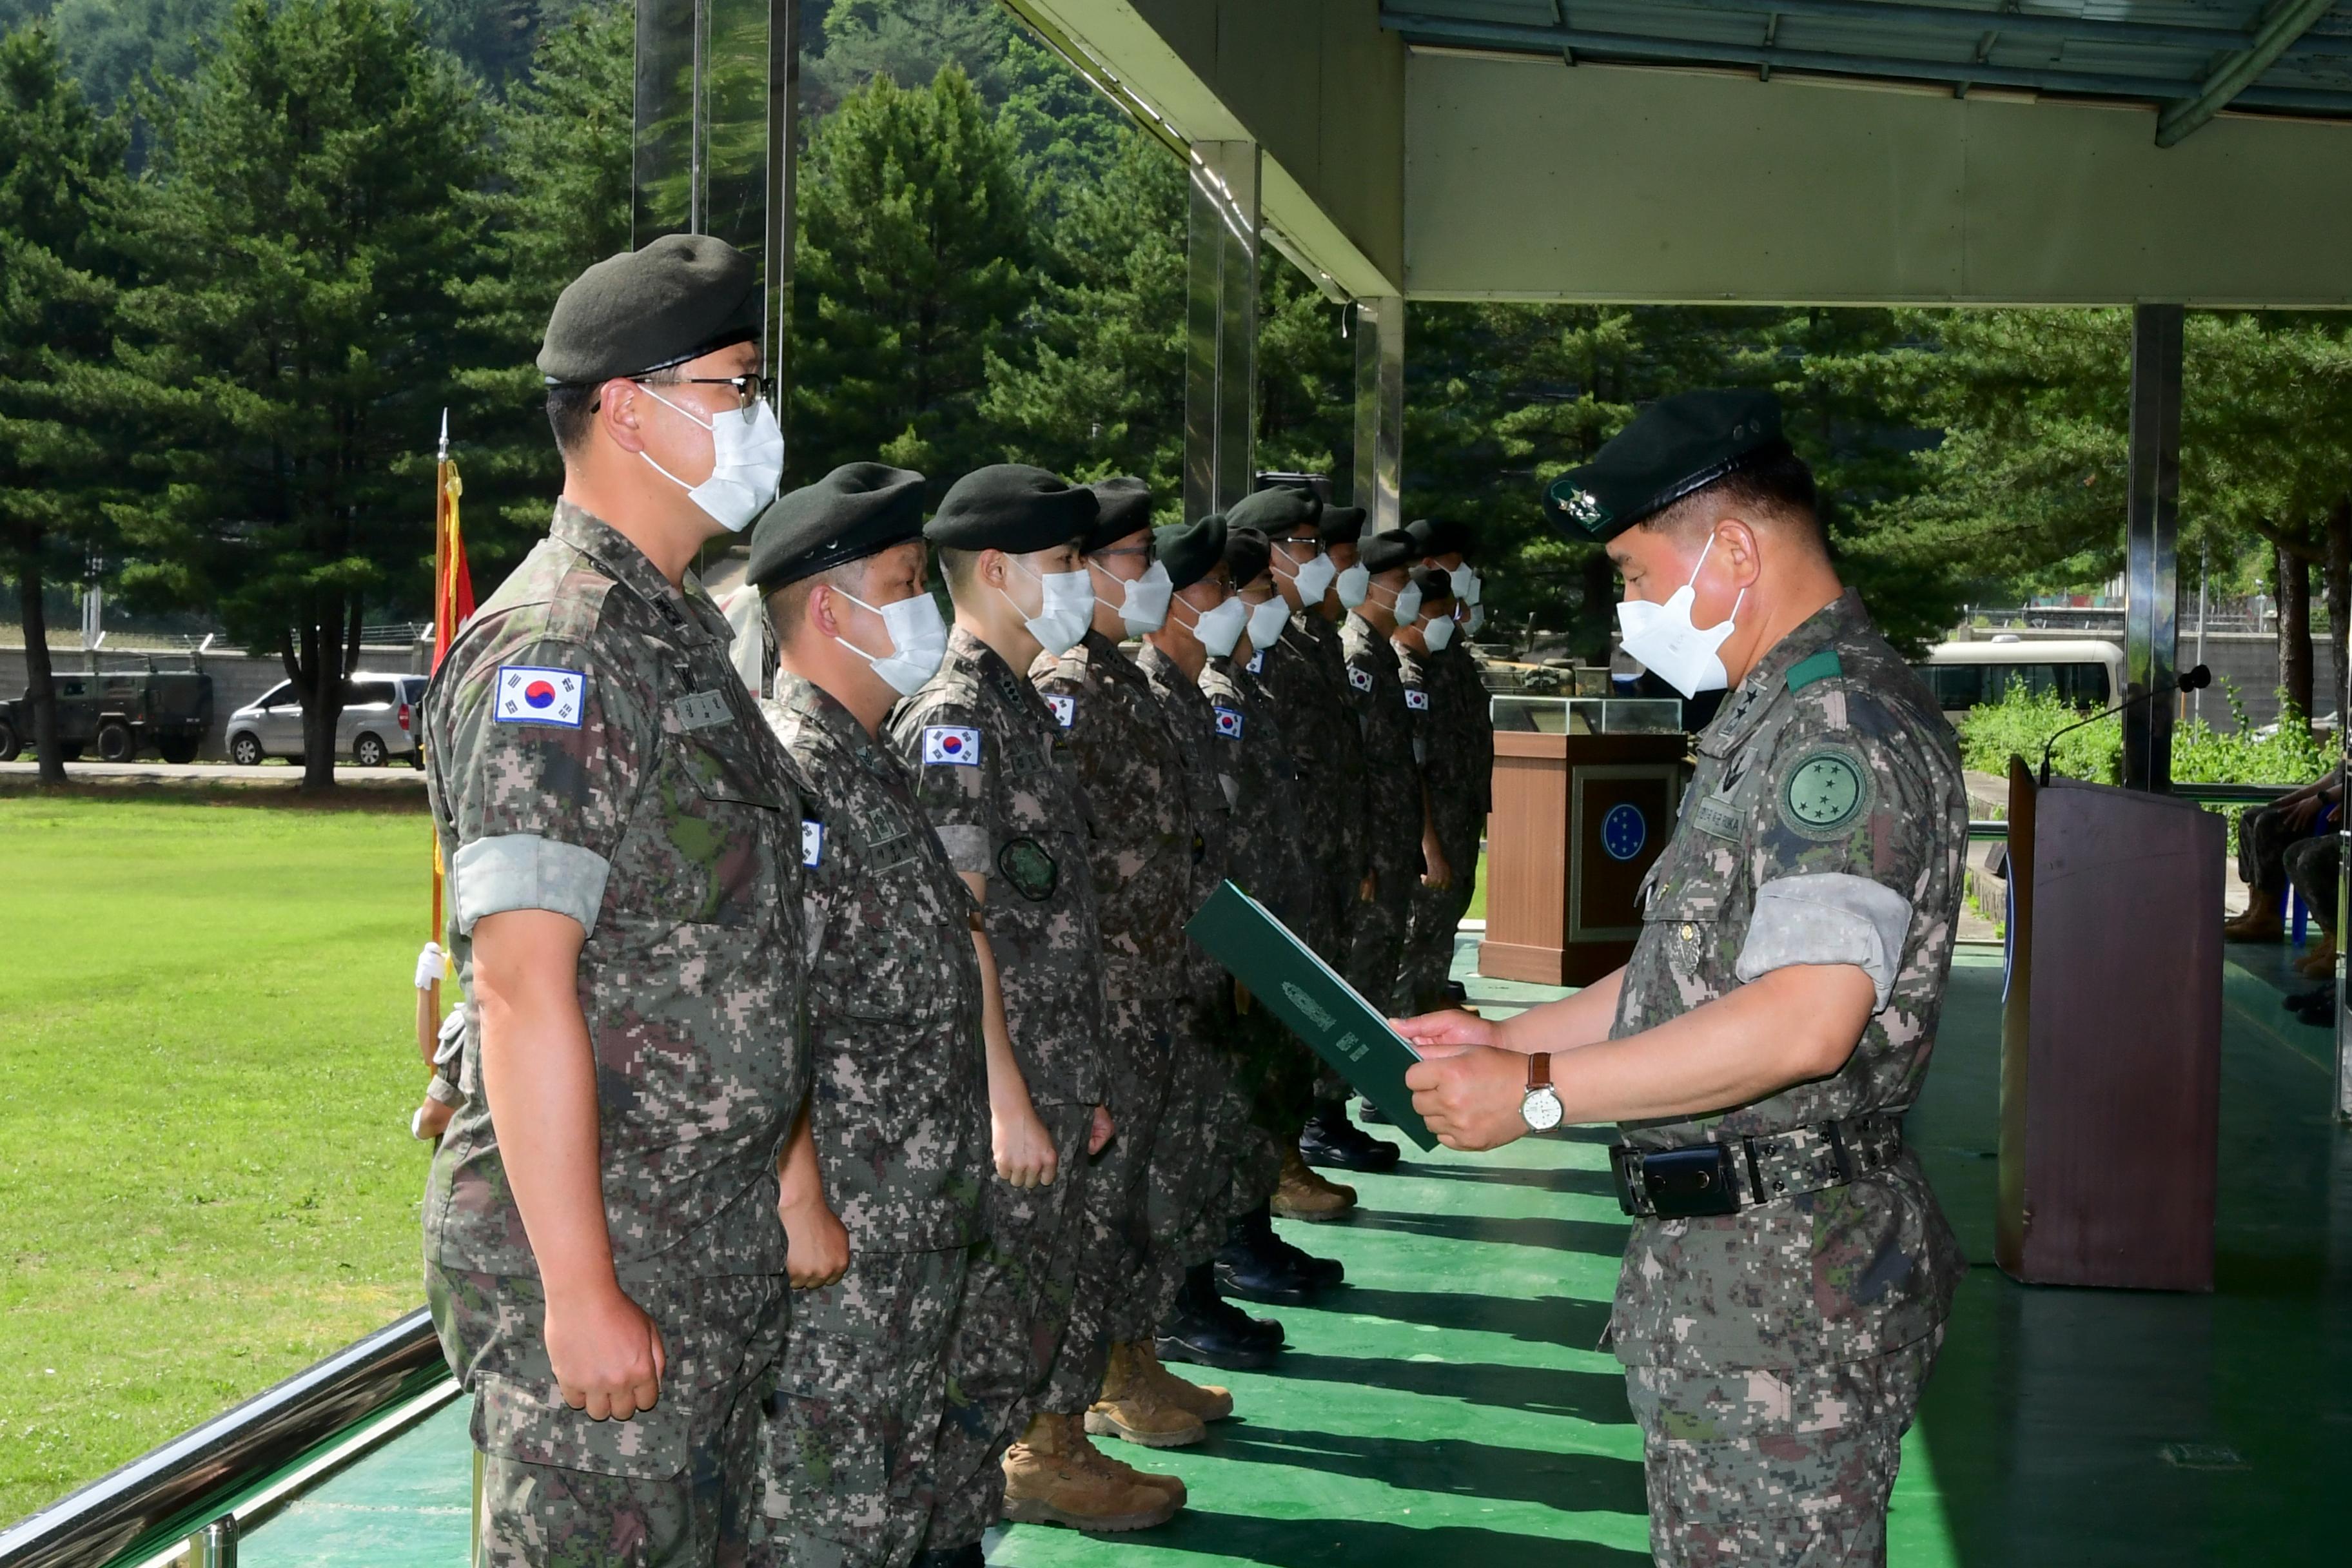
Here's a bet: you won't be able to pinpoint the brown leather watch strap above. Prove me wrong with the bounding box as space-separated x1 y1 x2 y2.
1527 1052 1552 1090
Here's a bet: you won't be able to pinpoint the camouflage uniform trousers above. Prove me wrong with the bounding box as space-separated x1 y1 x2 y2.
2237 799 2325 899
1137 1001 1284 1328
1397 812 1483 1013
922 1101 1096 1553
1223 994 1320 1147
429 1263 787 1568
755 1246 970 1568
1623 1325 1945 1568
1342 852 1418 1029
2286 832 2342 926
1070 998 1181 1350
1305 858 1360 1106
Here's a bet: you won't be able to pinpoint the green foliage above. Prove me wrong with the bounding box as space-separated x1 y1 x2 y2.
0 0 229 105
790 64 1034 489
1957 676 2329 790
106 0 488 787
2174 683 2329 787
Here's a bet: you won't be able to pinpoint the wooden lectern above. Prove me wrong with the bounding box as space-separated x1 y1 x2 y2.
1480 732 1684 986
1997 758 2221 1291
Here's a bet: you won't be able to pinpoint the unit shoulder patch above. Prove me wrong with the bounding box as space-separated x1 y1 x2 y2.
1778 745 1872 838
493 665 587 728
922 725 983 766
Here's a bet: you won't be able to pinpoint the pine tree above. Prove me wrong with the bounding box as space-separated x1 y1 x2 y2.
790 64 1033 490
108 0 489 789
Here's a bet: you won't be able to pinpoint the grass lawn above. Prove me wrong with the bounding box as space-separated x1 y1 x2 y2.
0 789 437 1524
1465 844 1489 923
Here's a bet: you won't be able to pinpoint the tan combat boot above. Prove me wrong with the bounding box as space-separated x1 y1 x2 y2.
1271 1145 1356 1222
1086 1341 1208 1449
1133 1338 1234 1423
2224 905 2284 943
1072 1424 1189 1507
2297 931 2337 977
1001 1412 1179 1532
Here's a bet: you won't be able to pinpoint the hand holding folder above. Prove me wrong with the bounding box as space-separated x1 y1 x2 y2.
1184 881 1439 1152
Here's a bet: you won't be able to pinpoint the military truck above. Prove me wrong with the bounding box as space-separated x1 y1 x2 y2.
0 665 215 763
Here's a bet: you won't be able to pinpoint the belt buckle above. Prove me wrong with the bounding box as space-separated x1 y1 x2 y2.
1608 1145 1649 1217
1635 1145 1743 1220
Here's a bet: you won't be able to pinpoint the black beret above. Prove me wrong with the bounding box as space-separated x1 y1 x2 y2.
538 233 762 385
926 465 1098 554
1081 477 1154 554
1358 531 1415 575
1411 566 1454 603
1224 525 1271 587
1226 485 1321 536
747 463 926 592
1318 505 1367 548
1406 517 1476 560
1153 516 1229 593
1545 389 1787 542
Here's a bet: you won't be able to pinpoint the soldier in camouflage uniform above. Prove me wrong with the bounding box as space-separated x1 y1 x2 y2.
1222 485 1375 1211
1399 518 1496 1014
883 466 1179 1540
1338 532 1431 1043
734 466 990 1568
1393 566 1465 1013
1401 391 1966 1568
424 235 805 1568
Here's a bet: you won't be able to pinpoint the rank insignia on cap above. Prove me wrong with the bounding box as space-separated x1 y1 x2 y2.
1046 694 1075 729
1404 688 1430 710
923 725 982 765
1348 667 1373 692
1246 650 1264 674
1213 707 1244 739
493 665 587 727
801 820 824 868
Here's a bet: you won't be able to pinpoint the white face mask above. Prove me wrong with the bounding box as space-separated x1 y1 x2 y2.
832 587 949 697
1334 562 1371 610
637 386 785 532
1001 558 1093 656
1615 534 1744 698
1449 564 1481 605
1187 594 1250 660
1422 614 1456 652
1095 558 1172 636
1281 547 1337 607
1244 596 1289 654
1382 578 1423 627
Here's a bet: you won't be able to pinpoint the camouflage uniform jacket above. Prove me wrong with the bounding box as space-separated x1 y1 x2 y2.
1133 642 1233 1004
1608 589 1967 1372
885 627 1105 1110
1430 638 1494 821
1340 612 1422 853
761 674 988 1253
1399 642 1483 852
1259 612 1369 879
1030 629 1195 1003
424 502 808 1282
1202 651 1313 931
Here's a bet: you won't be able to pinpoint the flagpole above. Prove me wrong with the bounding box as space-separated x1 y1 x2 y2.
429 410 450 1024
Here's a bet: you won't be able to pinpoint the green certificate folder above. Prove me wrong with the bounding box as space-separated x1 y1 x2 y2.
1186 881 1438 1152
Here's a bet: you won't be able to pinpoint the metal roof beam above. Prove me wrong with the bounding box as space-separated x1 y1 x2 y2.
1654 0 2264 55
2157 0 2340 146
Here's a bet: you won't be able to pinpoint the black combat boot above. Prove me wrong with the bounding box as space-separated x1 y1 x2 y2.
910 1544 985 1568
1298 1097 1401 1172
1253 1204 1345 1289
1215 1211 1318 1305
1157 1264 1281 1370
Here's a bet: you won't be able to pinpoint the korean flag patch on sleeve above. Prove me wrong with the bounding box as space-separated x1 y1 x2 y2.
801 819 825 868
1246 650 1265 675
1404 688 1431 710
1046 694 1076 729
1213 706 1244 740
494 665 587 727
923 725 983 766
1347 666 1374 692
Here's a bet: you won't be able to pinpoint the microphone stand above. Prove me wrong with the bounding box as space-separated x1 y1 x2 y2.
2039 665 2211 787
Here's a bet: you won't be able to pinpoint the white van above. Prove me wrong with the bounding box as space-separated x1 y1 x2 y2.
1912 638 2125 723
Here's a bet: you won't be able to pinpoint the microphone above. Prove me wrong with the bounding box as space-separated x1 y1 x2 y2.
2039 664 2210 787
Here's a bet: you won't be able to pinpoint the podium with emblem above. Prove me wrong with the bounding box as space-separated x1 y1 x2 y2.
1478 701 1688 985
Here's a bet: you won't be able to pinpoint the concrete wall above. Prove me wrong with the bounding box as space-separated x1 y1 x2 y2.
1404 53 2352 306
0 643 428 761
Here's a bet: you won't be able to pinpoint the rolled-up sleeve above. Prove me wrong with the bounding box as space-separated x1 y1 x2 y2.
453 833 612 936
1735 872 1913 1010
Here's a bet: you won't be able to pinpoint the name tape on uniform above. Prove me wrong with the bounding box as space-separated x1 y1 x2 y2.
1348 667 1374 692
923 725 982 766
801 819 824 868
1213 706 1244 739
1046 694 1076 729
1404 688 1431 710
493 665 587 728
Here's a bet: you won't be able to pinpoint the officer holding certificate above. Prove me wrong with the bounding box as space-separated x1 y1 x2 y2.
1396 391 1966 1568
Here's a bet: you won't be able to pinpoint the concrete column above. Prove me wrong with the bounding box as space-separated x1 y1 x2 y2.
1184 141 1261 521
1351 297 1404 533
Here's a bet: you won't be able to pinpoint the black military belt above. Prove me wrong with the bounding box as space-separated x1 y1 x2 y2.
1609 1115 1903 1220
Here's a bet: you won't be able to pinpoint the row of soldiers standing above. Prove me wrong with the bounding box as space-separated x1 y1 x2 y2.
419 233 1497 1568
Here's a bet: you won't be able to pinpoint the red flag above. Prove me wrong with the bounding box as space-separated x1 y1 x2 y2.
433 457 474 672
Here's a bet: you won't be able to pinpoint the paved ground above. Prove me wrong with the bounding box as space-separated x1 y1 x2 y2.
0 760 426 790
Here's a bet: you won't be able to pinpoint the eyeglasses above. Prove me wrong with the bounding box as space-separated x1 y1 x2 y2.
641 373 771 422
1090 545 1155 565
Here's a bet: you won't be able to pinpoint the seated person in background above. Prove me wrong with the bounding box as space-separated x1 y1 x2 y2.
410 941 462 1142
2284 828 2342 980
2225 761 2343 945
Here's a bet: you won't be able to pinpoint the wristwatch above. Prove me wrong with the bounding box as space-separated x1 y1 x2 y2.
1520 1053 1564 1132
